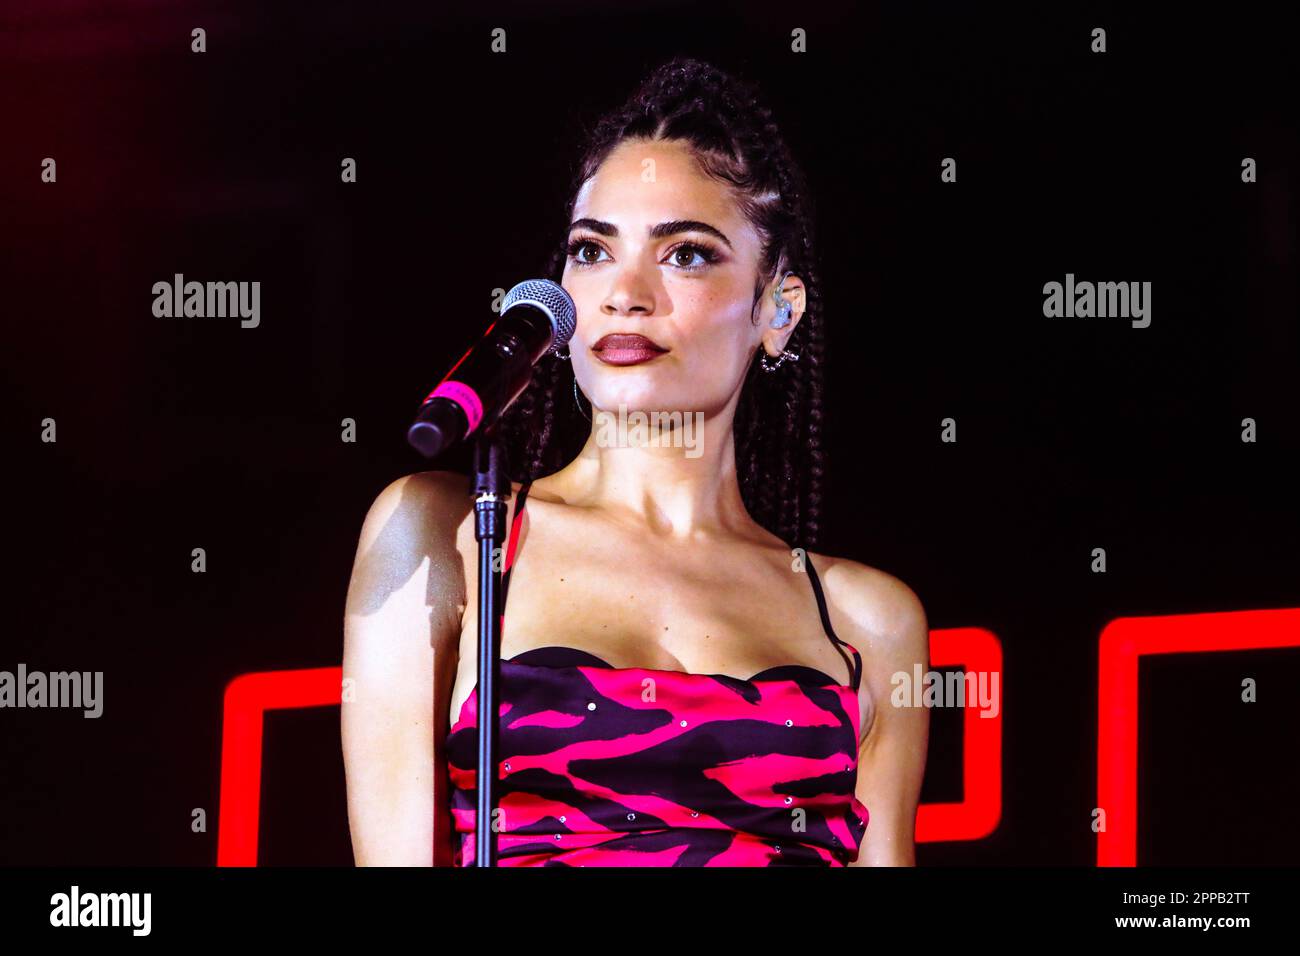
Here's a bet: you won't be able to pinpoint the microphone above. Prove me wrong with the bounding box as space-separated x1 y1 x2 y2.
407 279 577 460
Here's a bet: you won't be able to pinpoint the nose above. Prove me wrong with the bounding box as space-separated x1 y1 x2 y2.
601 261 656 317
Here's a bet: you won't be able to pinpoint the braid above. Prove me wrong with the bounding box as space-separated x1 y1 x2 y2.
497 57 829 550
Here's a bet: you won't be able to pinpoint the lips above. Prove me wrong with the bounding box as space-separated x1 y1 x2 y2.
591 333 668 366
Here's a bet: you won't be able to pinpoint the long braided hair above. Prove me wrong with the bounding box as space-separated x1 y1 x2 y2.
497 56 828 549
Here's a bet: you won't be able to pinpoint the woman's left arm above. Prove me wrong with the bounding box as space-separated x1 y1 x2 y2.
825 562 931 867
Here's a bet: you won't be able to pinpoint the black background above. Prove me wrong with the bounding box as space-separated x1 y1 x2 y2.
2 0 1297 866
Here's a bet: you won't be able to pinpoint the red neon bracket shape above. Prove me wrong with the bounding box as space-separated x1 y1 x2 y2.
1096 607 1300 866
217 667 342 867
916 627 1003 843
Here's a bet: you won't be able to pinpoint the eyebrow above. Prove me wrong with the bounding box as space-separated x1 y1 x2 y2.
568 218 733 250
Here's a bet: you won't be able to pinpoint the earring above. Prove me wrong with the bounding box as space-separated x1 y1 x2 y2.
770 271 795 329
759 347 800 372
572 375 591 420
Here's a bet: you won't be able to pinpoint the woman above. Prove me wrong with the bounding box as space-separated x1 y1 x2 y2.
342 57 929 866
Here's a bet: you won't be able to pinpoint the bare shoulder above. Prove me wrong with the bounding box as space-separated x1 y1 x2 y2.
346 470 483 620
350 469 527 601
804 550 929 662
352 468 521 566
356 469 473 546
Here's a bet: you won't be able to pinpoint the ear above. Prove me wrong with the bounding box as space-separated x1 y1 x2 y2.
758 273 807 358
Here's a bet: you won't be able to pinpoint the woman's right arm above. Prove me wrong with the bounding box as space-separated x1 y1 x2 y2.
341 471 470 866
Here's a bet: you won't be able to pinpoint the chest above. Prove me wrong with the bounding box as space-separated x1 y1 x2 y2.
447 507 871 741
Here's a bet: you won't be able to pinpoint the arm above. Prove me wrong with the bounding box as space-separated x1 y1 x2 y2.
825 563 931 867
341 471 469 866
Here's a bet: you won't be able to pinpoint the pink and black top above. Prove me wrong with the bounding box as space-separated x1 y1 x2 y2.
446 481 870 866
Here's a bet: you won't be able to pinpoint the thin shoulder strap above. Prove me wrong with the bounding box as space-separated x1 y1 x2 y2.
500 481 532 607
803 550 862 691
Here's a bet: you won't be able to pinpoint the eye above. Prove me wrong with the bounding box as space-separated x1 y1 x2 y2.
566 238 610 268
664 242 720 271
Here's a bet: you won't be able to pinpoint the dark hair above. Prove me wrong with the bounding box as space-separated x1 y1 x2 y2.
498 56 827 549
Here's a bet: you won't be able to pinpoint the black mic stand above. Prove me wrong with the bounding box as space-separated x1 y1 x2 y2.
470 426 510 866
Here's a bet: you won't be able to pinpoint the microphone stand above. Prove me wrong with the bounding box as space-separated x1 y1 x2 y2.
471 426 509 866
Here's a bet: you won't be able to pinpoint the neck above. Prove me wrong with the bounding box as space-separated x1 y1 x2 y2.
549 404 755 539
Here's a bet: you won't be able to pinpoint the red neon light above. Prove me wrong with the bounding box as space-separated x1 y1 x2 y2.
1096 608 1300 866
217 667 342 867
916 627 1004 843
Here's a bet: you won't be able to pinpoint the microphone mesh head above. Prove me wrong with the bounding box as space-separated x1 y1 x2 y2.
501 279 577 351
